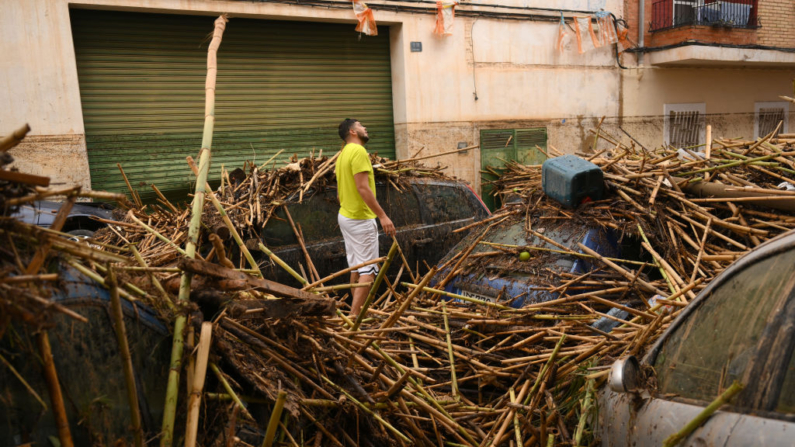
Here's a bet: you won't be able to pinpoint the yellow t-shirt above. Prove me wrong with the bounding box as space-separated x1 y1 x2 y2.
336 143 377 220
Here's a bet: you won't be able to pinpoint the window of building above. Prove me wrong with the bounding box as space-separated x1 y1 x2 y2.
755 101 789 140
664 103 706 149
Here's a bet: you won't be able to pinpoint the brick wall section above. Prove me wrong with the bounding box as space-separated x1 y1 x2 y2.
757 0 795 48
648 26 757 47
623 0 795 49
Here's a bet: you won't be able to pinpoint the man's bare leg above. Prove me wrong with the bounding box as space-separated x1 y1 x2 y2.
349 272 375 317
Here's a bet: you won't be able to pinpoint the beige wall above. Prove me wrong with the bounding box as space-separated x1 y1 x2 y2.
3 0 792 196
620 66 795 150
1 0 626 193
1 0 91 189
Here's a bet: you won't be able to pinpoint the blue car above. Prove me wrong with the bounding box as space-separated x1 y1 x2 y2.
433 216 622 308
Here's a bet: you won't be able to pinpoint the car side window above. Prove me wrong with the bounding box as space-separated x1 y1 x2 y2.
284 189 340 243
416 184 473 224
261 189 339 247
377 184 422 227
654 249 795 404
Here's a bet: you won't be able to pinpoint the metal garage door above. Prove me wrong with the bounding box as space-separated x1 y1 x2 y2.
70 9 395 203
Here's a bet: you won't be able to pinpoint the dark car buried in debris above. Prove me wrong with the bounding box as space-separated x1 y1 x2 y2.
600 229 795 446
258 177 491 286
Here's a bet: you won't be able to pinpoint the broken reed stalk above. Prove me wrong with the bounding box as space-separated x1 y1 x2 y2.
117 163 143 208
25 195 77 275
258 242 307 286
209 233 235 269
185 322 213 447
441 301 459 399
573 378 595 446
0 352 47 409
262 390 287 447
258 149 284 170
301 256 387 291
129 244 174 310
524 335 566 406
321 375 412 443
350 240 399 330
210 362 254 421
510 388 522 447
160 15 227 447
402 283 511 310
283 205 320 283
107 267 143 447
481 241 648 267
37 332 74 447
662 381 744 447
0 123 31 152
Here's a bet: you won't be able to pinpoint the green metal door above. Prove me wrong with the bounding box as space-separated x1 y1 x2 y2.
480 128 547 211
70 9 395 203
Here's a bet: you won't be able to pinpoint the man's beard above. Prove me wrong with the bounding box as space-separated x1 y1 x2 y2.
358 130 370 144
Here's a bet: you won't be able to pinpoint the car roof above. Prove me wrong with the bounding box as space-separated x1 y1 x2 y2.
643 228 795 365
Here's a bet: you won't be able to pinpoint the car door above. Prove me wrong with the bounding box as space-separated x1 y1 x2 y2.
600 246 795 446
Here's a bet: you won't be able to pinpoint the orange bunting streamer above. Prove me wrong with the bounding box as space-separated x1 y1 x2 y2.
434 1 457 36
352 0 377 36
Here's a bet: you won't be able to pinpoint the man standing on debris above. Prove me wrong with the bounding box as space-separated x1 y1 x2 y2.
336 118 396 316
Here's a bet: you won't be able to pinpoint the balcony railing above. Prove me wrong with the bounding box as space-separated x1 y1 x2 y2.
650 0 759 32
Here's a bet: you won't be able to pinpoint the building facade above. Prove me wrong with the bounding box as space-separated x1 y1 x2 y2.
1 0 793 207
619 0 795 153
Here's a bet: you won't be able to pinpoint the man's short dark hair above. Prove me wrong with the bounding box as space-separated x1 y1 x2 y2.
338 118 358 141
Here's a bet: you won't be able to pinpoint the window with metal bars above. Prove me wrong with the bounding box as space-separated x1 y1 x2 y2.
755 102 789 139
665 103 706 149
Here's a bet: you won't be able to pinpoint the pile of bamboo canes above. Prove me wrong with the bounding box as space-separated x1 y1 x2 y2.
94 151 456 272
6 9 795 445
9 125 795 446
7 123 795 446
485 124 795 288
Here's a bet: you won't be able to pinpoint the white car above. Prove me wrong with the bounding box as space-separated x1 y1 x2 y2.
600 229 795 446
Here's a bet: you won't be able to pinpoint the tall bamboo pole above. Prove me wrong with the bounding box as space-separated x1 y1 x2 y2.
159 15 228 447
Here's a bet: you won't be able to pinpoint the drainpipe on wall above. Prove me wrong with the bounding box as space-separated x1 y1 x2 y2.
638 0 645 66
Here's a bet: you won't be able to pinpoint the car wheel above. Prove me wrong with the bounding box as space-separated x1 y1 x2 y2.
66 229 94 242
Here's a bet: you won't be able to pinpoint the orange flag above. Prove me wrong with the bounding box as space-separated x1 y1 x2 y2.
352 0 377 36
434 1 457 36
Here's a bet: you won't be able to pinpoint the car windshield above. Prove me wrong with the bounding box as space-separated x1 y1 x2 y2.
654 248 795 405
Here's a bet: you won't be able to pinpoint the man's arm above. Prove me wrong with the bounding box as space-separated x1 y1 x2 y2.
354 172 396 237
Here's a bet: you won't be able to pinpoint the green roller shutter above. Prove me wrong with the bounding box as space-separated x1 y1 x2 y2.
480 128 547 211
70 9 395 203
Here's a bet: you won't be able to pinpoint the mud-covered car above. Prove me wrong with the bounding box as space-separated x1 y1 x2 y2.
0 263 265 445
433 215 630 308
0 265 172 445
600 229 795 446
259 177 490 286
10 200 113 239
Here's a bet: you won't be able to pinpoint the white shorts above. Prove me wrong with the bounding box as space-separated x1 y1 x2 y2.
338 214 380 276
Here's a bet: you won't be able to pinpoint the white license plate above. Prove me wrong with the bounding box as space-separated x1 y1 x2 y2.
458 289 495 303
